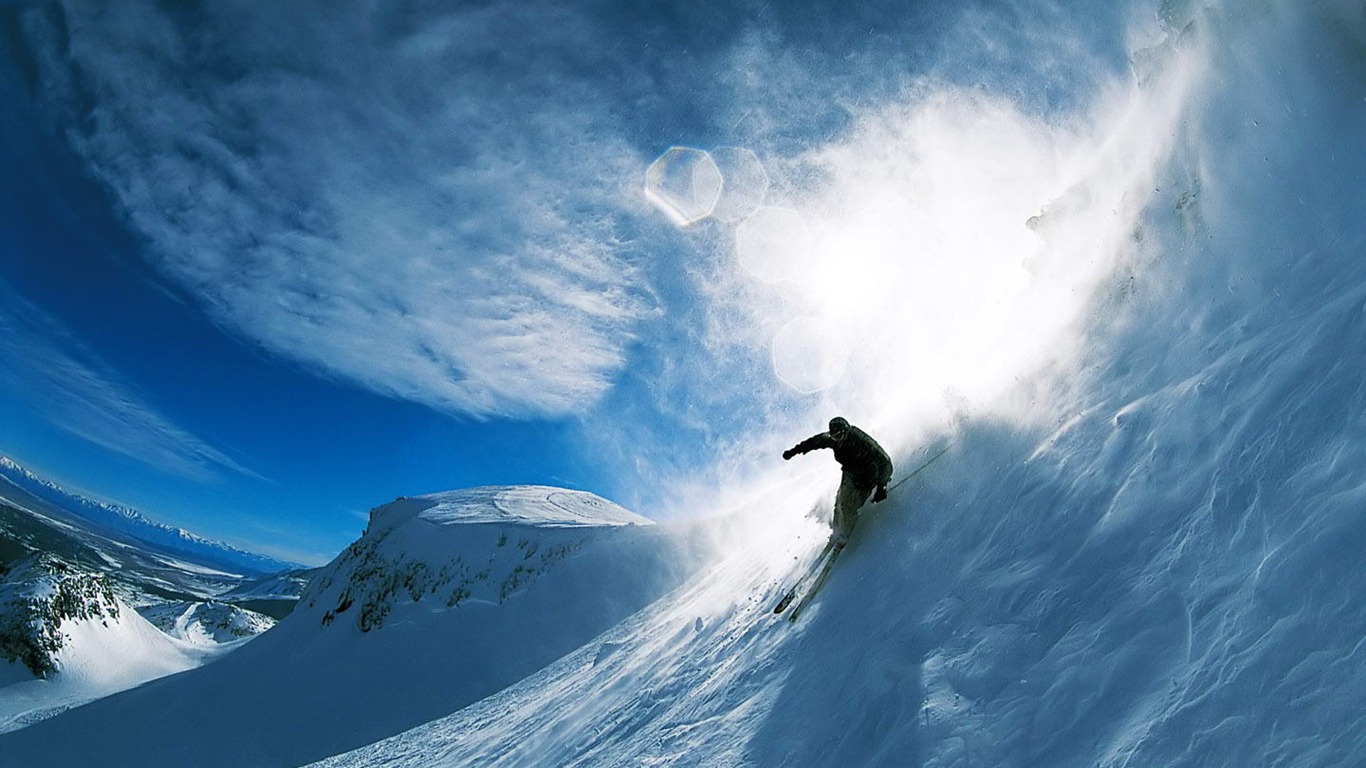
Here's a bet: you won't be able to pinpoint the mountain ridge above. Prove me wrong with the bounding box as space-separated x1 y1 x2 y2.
0 484 704 768
0 457 298 577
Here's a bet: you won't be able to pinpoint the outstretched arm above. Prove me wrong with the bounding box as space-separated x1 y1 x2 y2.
782 432 834 460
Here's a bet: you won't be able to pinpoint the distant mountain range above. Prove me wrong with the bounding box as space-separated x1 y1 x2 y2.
0 457 297 577
0 458 317 733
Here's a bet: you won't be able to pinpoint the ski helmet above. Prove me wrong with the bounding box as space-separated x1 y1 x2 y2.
828 416 850 438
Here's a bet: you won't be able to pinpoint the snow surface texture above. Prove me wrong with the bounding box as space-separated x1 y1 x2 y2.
413 485 652 527
0 487 699 767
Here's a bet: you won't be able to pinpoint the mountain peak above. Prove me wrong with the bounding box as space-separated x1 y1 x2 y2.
371 485 651 533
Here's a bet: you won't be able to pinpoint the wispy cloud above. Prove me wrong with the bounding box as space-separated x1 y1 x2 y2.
22 0 656 419
0 285 263 483
15 0 1216 517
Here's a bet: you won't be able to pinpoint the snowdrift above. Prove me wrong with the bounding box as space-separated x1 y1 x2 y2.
0 486 701 767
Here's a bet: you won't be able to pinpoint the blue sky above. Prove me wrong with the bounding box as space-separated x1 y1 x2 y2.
0 0 1155 565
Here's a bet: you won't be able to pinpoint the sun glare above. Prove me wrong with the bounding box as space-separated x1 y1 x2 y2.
796 231 895 321
649 52 1200 449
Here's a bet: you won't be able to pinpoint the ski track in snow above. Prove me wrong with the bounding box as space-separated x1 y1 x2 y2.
414 486 653 528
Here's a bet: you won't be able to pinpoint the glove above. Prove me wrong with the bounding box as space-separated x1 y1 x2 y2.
782 449 795 460
872 485 888 503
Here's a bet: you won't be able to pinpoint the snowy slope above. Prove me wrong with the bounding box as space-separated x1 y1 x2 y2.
0 558 224 734
137 601 276 645
0 491 289 731
0 486 701 767
307 3 1366 767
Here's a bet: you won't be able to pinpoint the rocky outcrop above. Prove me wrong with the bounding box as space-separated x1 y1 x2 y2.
0 556 120 678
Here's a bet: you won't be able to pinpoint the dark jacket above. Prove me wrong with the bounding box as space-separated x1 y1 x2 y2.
789 425 893 488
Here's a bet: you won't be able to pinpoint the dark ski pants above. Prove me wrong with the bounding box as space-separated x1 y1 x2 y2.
833 471 875 541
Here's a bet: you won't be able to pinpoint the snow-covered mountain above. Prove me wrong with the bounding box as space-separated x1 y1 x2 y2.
1 479 245 604
0 456 313 616
0 468 312 621
300 487 664 632
216 568 319 620
0 486 704 767
0 555 121 681
0 457 297 577
0 469 301 730
0 554 229 733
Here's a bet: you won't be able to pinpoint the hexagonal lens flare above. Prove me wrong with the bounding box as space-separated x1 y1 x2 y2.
645 147 722 226
710 146 769 223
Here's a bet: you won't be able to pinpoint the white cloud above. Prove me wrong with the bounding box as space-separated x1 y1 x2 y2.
0 287 262 483
25 0 656 419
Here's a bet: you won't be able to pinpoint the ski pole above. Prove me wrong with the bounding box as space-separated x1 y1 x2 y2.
887 444 951 493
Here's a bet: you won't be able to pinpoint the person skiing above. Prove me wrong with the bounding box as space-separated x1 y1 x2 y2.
783 416 893 543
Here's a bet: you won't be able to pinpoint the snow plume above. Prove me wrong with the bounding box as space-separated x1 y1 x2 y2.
749 27 1199 443
638 1 1207 530
17 0 652 419
642 0 1353 562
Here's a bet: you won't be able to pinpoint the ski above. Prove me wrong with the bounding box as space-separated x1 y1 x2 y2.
773 538 838 614
774 442 945 621
787 541 846 623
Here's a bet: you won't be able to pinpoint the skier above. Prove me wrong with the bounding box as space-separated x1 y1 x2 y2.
783 416 893 544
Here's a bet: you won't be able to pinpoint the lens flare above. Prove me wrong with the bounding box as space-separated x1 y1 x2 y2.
645 147 722 226
711 146 769 223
